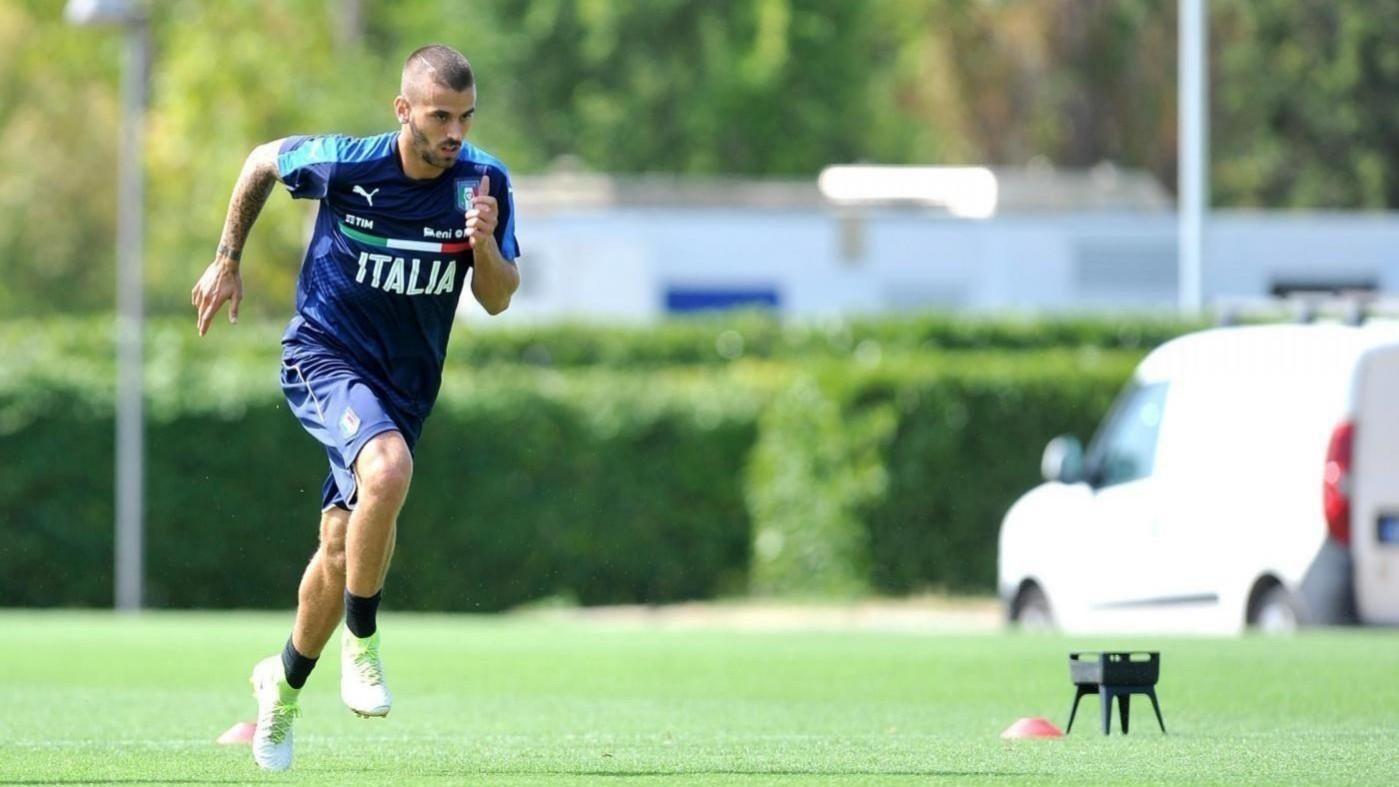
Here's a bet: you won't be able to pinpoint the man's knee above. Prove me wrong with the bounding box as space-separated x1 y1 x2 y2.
355 431 413 503
319 508 350 576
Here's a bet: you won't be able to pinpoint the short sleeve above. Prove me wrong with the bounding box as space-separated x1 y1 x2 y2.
492 168 520 260
276 135 342 200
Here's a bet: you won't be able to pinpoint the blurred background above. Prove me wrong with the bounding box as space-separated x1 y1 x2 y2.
2 0 1396 619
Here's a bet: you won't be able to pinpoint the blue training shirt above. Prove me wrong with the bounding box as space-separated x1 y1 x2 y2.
275 132 519 420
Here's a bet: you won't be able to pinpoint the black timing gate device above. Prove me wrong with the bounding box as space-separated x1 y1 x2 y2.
1066 651 1167 736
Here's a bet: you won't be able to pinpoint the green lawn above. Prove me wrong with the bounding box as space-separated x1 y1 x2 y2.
2 610 1395 784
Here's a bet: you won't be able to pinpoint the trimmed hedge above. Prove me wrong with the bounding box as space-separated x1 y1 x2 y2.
746 375 889 596
2 316 1155 608
745 351 1136 596
441 312 1195 367
2 312 1197 372
855 354 1132 593
2 363 766 610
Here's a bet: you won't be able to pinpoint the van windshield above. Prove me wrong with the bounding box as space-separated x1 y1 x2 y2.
1086 381 1169 487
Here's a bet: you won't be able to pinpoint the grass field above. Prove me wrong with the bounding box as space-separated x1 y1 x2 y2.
3 610 1395 785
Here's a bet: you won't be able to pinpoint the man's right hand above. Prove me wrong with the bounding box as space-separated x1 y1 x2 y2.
191 256 244 336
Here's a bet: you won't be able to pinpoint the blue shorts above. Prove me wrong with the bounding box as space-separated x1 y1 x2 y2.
280 346 422 511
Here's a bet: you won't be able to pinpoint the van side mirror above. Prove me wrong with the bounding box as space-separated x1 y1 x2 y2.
1042 435 1085 484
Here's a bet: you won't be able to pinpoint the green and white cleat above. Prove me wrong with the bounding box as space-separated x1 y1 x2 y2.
341 630 392 717
249 656 300 772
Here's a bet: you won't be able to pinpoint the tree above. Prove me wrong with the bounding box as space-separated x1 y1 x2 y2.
0 0 121 316
1213 0 1399 209
1 0 1395 318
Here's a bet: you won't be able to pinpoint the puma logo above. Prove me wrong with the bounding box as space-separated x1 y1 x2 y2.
353 185 380 206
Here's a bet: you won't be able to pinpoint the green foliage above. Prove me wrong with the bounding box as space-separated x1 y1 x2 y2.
0 311 1200 378
877 0 1178 172
0 1 121 316
446 311 1198 368
1 315 1159 608
398 368 764 610
2 1 1396 317
489 0 878 174
1213 0 1399 208
746 375 890 597
0 359 764 610
744 351 1136 596
0 396 114 606
853 355 1130 593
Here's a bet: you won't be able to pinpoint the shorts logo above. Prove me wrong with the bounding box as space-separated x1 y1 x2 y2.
340 407 361 438
455 177 481 211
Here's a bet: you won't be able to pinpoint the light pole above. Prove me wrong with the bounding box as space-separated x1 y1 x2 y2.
1178 0 1208 314
65 0 149 611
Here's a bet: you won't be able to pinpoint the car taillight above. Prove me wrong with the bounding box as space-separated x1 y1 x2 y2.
1323 420 1354 545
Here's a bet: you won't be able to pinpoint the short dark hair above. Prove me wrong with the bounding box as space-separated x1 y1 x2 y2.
402 44 474 93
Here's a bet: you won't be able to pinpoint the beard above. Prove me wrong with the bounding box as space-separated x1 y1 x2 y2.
408 117 458 171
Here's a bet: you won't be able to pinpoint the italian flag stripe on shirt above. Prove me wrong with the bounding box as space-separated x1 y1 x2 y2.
339 221 472 254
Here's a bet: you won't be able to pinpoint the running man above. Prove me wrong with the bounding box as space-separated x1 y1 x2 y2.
189 44 520 771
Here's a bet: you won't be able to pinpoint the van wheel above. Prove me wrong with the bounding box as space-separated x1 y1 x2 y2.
1011 584 1055 631
1250 585 1302 634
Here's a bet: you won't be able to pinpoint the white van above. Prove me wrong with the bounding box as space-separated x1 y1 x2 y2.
998 322 1399 633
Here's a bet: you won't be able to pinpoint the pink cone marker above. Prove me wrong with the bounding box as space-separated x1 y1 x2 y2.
1001 716 1065 739
217 720 257 745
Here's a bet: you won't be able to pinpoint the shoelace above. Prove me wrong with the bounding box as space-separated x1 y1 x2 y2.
262 701 300 745
353 646 385 686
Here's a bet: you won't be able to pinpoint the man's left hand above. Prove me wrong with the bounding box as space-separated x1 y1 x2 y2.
466 174 498 249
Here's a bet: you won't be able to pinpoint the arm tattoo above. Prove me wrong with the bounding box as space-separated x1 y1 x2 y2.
216 144 280 265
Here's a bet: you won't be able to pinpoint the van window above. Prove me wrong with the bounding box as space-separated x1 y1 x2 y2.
1087 381 1169 488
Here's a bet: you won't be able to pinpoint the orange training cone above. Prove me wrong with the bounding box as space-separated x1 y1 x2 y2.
1001 716 1064 740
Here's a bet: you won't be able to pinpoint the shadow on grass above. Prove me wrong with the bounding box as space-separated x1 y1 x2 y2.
5 774 1034 785
307 769 1033 779
540 771 1029 779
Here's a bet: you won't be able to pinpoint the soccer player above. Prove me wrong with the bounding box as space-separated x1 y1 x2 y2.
189 44 519 771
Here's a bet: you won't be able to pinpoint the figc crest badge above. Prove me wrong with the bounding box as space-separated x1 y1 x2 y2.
455 177 481 211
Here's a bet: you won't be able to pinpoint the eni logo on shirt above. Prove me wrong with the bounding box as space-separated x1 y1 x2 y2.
337 219 468 296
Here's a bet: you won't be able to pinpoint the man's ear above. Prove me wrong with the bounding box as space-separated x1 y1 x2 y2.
393 95 410 125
